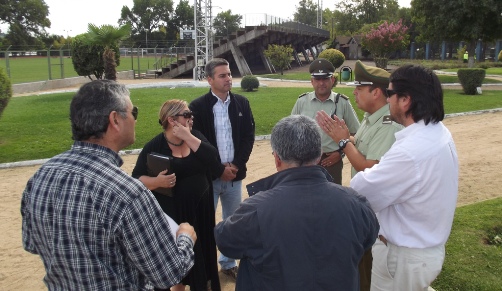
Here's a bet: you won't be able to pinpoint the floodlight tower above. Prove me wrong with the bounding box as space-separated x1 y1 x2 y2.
193 0 214 80
317 0 323 28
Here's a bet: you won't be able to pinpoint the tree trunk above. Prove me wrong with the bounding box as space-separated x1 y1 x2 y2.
374 58 388 69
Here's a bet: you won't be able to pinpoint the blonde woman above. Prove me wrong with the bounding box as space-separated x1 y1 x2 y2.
132 99 221 291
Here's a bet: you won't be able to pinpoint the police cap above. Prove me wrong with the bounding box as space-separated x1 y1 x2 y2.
309 58 335 78
347 60 390 87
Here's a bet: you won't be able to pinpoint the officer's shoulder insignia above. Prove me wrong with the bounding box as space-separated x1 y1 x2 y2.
338 93 349 100
382 115 393 124
298 92 308 99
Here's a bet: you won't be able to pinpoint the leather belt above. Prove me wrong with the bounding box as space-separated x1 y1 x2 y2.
379 235 388 246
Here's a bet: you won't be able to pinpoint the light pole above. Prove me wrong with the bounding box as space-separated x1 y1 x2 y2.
331 18 334 39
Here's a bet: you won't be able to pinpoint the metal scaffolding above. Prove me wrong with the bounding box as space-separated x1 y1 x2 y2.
193 0 213 80
317 0 323 29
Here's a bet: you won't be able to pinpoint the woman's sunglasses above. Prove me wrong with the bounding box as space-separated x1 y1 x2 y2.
174 111 194 119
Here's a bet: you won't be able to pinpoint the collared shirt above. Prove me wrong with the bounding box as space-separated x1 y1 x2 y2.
351 104 403 177
22 141 194 290
292 91 360 153
351 121 459 248
212 92 234 164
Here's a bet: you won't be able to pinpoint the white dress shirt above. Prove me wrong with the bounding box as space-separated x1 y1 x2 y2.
351 120 458 248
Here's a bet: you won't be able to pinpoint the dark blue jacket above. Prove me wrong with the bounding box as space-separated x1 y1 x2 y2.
214 166 379 291
189 90 255 181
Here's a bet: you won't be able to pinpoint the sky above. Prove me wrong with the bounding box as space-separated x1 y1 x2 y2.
1 0 411 37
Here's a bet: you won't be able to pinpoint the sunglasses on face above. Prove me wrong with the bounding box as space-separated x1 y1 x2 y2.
131 106 138 120
385 89 397 98
174 111 194 119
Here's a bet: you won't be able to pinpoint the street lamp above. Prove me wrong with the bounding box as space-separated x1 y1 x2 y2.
63 29 72 38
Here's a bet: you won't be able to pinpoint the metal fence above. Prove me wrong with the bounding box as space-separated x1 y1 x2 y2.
0 44 198 84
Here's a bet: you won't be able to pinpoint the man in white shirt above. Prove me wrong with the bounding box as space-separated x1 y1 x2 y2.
349 64 459 290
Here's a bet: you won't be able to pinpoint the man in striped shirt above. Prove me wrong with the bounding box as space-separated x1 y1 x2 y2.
21 80 196 290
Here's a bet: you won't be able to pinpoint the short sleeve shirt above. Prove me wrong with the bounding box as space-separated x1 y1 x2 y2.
352 104 403 177
292 91 360 153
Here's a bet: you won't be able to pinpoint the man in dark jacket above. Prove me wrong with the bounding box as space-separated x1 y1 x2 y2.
214 115 379 290
189 58 255 279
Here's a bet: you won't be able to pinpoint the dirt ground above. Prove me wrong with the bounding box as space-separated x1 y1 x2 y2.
2 74 502 290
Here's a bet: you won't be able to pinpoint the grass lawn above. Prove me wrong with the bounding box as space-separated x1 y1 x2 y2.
0 55 164 84
260 72 502 84
431 198 502 291
1 86 502 163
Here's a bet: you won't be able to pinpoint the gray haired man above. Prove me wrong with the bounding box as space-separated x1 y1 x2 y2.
214 115 378 290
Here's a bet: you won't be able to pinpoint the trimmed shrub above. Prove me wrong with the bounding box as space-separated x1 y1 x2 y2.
240 75 259 92
457 68 486 95
0 67 13 119
498 50 502 62
318 49 345 69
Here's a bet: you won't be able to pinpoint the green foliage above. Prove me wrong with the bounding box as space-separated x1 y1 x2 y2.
318 49 345 69
240 75 260 92
118 0 175 43
71 34 106 80
294 0 319 26
264 44 294 75
0 0 51 46
0 67 12 119
499 50 502 62
412 0 502 68
84 24 130 80
213 10 242 38
432 198 502 291
457 68 486 95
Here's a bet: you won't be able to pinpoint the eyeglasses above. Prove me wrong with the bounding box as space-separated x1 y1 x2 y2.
174 111 194 119
131 106 138 120
385 89 398 98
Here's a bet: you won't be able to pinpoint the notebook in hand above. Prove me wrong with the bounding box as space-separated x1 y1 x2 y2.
147 152 174 197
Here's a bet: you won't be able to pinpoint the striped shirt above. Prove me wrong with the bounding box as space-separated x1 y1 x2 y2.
21 141 194 290
212 92 235 164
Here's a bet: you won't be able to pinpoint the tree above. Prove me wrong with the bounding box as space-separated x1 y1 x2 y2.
264 44 294 75
294 0 318 26
361 19 409 68
85 24 131 80
71 34 108 80
332 0 402 34
119 0 174 46
164 0 194 41
411 0 502 67
213 10 242 38
0 67 12 120
0 0 50 38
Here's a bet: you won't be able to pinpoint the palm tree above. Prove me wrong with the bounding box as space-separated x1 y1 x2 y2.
85 23 131 80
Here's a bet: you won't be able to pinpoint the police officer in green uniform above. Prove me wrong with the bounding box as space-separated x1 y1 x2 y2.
316 60 403 291
291 58 360 184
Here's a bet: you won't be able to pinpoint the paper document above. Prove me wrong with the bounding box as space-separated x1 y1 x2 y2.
164 213 179 238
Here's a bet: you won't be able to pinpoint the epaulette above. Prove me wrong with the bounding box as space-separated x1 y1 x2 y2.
382 115 392 124
338 93 349 100
298 92 308 99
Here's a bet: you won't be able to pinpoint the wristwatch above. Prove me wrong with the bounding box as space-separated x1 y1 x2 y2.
338 139 350 150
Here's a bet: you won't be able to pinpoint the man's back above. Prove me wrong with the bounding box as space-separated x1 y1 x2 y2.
216 166 379 291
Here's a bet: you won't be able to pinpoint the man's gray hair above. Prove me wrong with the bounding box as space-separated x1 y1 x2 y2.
271 115 322 166
70 80 130 141
205 58 229 78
